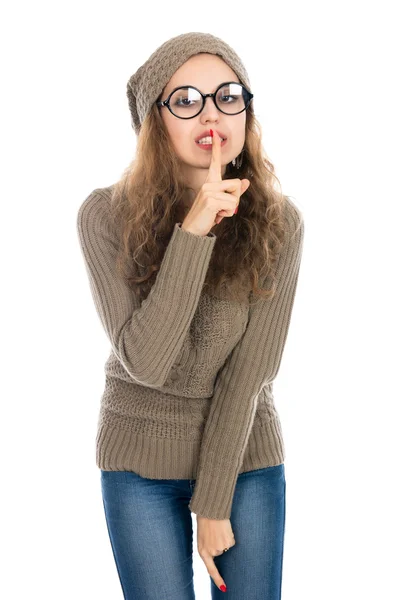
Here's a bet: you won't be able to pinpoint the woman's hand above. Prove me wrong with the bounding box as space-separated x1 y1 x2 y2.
181 129 250 237
196 515 236 592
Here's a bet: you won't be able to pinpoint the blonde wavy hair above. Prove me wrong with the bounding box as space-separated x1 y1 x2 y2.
109 100 288 306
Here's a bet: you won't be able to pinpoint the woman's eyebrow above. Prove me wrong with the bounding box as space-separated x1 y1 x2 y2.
175 82 231 92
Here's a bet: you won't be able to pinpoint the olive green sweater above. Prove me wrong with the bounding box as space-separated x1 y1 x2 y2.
76 185 304 520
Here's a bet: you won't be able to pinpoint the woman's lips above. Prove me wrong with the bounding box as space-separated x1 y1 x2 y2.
195 139 228 150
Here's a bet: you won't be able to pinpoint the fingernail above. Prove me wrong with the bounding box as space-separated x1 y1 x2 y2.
219 584 227 592
210 128 214 137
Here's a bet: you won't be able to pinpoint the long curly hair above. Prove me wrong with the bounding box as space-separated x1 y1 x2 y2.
109 100 288 306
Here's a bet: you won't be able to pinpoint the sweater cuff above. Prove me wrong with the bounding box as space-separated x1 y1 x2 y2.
188 457 237 520
175 222 216 239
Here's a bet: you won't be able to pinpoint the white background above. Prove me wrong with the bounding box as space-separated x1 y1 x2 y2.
1 1 399 598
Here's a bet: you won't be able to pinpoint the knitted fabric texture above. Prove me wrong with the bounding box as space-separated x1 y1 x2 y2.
126 31 252 136
76 186 304 520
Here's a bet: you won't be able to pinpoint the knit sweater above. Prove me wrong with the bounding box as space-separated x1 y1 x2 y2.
76 185 304 520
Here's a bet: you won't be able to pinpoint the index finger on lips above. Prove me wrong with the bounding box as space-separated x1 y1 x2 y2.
205 128 222 183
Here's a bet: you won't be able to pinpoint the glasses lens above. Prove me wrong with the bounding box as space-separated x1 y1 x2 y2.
169 87 203 118
169 83 249 118
216 83 247 114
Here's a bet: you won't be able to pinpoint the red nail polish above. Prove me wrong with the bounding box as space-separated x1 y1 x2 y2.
210 128 214 137
219 584 227 592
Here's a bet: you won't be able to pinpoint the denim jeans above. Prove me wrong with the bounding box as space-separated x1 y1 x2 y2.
100 463 286 599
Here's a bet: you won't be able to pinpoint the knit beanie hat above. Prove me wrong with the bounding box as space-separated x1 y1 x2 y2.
126 32 252 136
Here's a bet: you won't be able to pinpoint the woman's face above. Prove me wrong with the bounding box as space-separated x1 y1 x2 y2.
159 53 247 194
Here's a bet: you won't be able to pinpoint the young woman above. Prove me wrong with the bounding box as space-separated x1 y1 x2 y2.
77 31 304 600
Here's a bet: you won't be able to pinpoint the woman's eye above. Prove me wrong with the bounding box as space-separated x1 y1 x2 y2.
221 95 238 103
175 99 197 106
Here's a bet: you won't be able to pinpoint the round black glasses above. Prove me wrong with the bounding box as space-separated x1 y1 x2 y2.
156 81 254 119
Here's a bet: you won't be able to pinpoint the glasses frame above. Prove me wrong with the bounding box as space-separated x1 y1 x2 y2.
156 81 254 119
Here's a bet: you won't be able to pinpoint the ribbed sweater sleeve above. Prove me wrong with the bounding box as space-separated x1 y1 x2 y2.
76 189 216 388
188 200 305 519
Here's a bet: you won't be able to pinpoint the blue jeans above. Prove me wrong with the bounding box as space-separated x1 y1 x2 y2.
100 463 286 599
